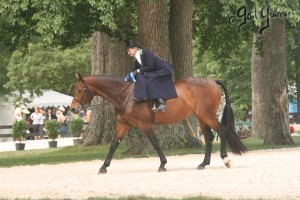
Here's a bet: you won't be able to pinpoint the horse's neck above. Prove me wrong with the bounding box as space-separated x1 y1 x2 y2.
88 76 130 108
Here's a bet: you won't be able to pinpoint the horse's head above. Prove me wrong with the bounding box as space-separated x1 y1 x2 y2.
70 73 94 111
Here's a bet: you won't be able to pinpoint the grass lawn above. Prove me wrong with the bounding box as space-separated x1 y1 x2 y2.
0 136 299 168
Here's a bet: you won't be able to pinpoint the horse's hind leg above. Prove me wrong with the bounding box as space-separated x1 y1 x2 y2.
204 118 231 168
140 125 167 172
197 118 230 169
197 121 214 169
218 122 231 167
99 122 131 174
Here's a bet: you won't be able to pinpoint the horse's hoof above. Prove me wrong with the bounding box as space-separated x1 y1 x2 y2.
98 168 107 174
158 167 166 172
223 157 231 168
197 165 205 170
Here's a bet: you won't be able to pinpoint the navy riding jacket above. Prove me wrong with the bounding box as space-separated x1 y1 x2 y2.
131 48 177 100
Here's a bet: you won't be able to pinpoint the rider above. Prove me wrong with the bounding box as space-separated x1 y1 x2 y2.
125 39 177 112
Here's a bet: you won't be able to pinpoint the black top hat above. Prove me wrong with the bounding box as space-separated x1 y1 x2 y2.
126 39 141 49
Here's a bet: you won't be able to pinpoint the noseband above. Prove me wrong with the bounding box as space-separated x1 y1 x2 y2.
73 80 93 109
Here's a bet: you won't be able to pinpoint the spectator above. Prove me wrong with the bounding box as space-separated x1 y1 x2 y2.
30 107 43 140
13 107 23 123
65 110 74 137
45 108 57 122
56 109 67 138
39 108 45 139
21 105 30 115
25 116 34 140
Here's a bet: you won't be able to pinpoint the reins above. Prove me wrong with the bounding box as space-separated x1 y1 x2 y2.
80 80 134 112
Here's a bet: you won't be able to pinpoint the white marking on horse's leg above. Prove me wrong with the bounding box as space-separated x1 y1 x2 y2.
223 157 231 168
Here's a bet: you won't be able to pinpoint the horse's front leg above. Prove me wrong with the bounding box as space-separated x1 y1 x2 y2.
99 122 131 174
141 126 167 172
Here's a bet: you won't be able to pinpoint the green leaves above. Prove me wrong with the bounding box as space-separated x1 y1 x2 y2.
12 120 27 142
0 41 11 98
0 0 136 48
5 40 91 98
45 120 61 140
69 117 85 138
193 0 249 66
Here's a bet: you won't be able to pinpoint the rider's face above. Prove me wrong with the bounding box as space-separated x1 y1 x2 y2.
127 47 138 57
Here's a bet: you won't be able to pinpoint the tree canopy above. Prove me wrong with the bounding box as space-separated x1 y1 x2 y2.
5 40 91 99
0 41 11 99
0 0 136 48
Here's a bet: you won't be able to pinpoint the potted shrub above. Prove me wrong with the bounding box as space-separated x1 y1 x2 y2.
45 119 60 148
69 117 85 145
12 120 27 150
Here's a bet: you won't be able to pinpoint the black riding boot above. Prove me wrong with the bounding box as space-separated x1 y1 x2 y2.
152 98 167 112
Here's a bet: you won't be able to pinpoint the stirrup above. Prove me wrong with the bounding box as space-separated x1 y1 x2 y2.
151 98 167 112
151 104 158 112
157 105 167 112
151 105 167 112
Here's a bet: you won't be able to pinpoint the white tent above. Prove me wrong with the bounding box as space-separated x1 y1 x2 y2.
26 90 73 108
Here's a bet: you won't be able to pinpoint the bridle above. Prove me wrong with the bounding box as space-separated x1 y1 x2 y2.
73 80 93 109
73 79 134 112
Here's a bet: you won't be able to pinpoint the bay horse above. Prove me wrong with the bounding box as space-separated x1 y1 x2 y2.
70 73 247 174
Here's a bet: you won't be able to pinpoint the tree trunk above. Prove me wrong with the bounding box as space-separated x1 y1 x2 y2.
295 28 300 123
169 0 194 80
169 0 198 145
251 18 294 145
126 0 195 154
129 0 171 154
251 33 264 138
82 32 131 146
137 0 171 60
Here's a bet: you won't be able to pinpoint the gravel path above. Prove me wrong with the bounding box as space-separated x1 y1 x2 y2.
0 147 299 200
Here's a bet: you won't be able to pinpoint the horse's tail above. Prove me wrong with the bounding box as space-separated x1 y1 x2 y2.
215 80 248 155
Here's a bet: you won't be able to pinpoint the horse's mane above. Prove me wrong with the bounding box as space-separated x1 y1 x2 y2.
90 74 124 79
193 76 215 82
86 75 130 88
94 74 123 77
87 75 125 82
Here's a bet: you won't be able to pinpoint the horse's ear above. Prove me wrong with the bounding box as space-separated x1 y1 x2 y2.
75 73 84 82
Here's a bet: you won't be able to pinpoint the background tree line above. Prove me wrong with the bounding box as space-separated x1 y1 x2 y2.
0 0 299 151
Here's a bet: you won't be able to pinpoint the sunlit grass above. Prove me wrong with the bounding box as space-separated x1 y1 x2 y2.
0 136 299 168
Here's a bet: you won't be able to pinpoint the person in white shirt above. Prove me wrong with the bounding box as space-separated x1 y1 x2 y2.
30 107 43 140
